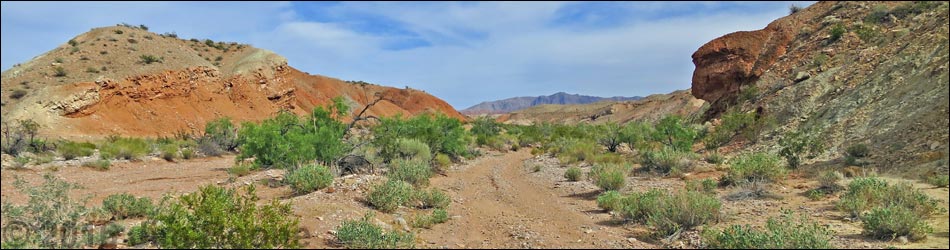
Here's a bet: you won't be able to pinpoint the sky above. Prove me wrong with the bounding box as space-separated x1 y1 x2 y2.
1 1 814 109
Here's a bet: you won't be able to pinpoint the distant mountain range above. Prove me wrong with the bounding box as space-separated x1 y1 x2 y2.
461 92 642 115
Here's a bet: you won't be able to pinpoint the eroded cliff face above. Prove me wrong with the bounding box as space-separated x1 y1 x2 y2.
690 1 949 174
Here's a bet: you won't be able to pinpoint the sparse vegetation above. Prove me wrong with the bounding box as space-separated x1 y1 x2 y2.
927 174 949 188
228 161 255 177
828 24 846 43
412 208 449 229
414 188 451 209
778 127 824 168
720 152 786 186
564 166 582 182
2 119 42 155
336 213 415 249
82 159 112 170
101 193 154 219
640 147 696 175
685 178 717 194
99 136 149 160
596 190 623 211
837 177 940 219
57 140 95 160
388 158 433 187
1 175 97 248
10 89 28 99
68 39 78 46
789 4 803 15
142 185 300 248
53 66 67 77
862 205 933 241
702 210 833 249
139 54 162 64
285 164 334 195
85 67 100 73
373 113 469 162
845 143 870 166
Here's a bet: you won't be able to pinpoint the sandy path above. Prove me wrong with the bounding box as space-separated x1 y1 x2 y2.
418 150 648 249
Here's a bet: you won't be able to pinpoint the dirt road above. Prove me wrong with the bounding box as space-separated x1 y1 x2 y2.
417 150 649 248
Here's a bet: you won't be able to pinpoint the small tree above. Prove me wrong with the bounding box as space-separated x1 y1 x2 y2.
597 122 622 152
139 55 162 64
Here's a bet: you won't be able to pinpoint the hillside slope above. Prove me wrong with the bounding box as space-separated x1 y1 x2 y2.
0 25 464 140
692 1 949 174
461 92 641 115
498 90 704 125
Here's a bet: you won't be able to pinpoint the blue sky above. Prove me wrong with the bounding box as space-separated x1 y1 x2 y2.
1 1 813 109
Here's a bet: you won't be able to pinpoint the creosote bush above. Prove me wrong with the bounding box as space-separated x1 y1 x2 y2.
238 98 348 168
285 164 334 195
564 166 582 182
589 164 630 191
336 213 415 249
702 210 833 249
720 152 786 186
367 179 415 213
101 193 154 219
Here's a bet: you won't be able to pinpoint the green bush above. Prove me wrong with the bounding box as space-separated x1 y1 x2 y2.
102 193 154 219
412 208 449 229
927 175 949 188
645 190 722 237
368 179 415 213
837 177 940 219
238 98 348 168
180 147 195 159
817 171 844 191
229 161 256 177
433 153 452 173
596 122 623 152
58 141 95 160
388 158 433 187
778 128 824 168
620 121 655 151
99 137 149 160
686 178 717 194
703 109 755 149
651 116 697 152
702 210 833 249
139 54 162 64
640 147 695 174
10 89 27 99
828 24 846 43
471 116 501 144
596 190 623 212
203 117 239 152
285 164 334 195
862 205 933 241
414 188 450 209
589 164 629 191
705 152 725 165
552 138 599 164
373 113 469 162
845 143 871 166
82 159 112 170
159 143 179 161
336 213 415 249
145 184 300 248
53 66 67 77
564 166 583 182
395 138 432 162
1 174 98 248
720 152 786 186
590 152 628 165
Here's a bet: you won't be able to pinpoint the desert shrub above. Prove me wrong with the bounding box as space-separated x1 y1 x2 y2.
10 89 27 99
703 109 755 149
197 137 223 156
927 175 949 188
412 208 449 229
101 193 153 219
58 141 95 160
388 158 433 187
53 66 67 77
645 190 722 237
789 4 803 14
180 147 195 159
889 1 943 19
99 136 149 160
482 135 508 152
82 222 124 247
203 117 239 152
705 152 724 165
285 164 334 195
552 137 599 164
414 188 450 209
395 137 432 162
640 147 696 174
238 98 348 168
702 210 833 249
471 116 501 142
368 179 415 213
2 119 41 155
145 184 300 248
564 166 583 182
852 23 878 43
845 143 870 166
862 205 933 241
686 178 717 194
126 223 156 246
596 122 623 152
589 164 630 191
590 152 628 165
373 113 469 162
139 54 162 64
0 174 98 248
336 213 415 249
837 177 940 219
778 128 824 168
828 24 846 43
720 152 786 186
228 161 255 177
82 159 112 170
158 143 179 161
651 116 697 152
68 39 79 46
619 121 653 151
433 153 452 172
817 171 844 191
596 190 624 211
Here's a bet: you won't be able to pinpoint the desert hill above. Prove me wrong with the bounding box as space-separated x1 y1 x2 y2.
0 24 464 140
497 90 704 125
